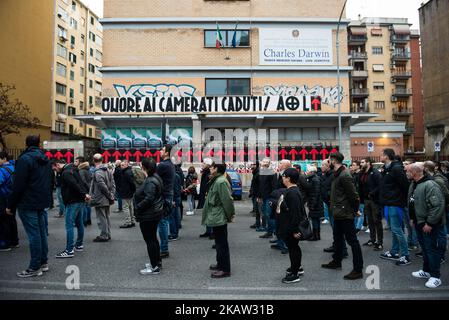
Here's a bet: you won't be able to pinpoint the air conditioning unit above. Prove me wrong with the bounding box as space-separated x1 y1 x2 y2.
70 98 74 103
71 62 75 66
59 36 67 42
391 78 397 83
391 96 398 102
71 44 75 49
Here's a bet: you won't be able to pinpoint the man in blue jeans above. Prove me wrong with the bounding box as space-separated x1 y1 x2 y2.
257 158 277 239
379 149 411 266
54 159 90 258
156 145 175 258
6 136 53 278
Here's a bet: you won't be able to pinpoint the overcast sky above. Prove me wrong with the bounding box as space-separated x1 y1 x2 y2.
83 0 424 29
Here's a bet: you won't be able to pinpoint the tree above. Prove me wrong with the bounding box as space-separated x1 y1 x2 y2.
0 83 41 151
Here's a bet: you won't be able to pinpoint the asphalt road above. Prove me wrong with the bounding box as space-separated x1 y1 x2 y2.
1 198 448 300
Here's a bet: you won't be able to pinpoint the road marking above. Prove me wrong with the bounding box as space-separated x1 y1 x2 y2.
0 280 95 287
208 286 308 292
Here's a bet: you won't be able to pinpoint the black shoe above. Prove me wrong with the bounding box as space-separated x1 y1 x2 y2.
363 240 375 247
212 244 216 249
282 273 300 284
323 246 335 253
271 244 282 250
209 234 215 240
321 260 342 270
160 251 169 259
93 236 109 242
344 270 363 280
259 232 273 239
209 264 219 271
250 224 257 229
286 266 305 276
281 249 289 254
373 243 383 251
269 239 278 244
343 252 349 259
199 233 211 238
415 251 423 258
119 223 133 229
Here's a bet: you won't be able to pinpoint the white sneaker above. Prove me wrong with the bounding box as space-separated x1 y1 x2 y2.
425 277 442 289
412 270 431 279
186 211 194 216
140 266 161 275
322 219 329 224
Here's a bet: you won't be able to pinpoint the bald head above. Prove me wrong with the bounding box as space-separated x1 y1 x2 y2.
278 159 292 172
423 161 436 176
406 162 424 181
321 159 331 173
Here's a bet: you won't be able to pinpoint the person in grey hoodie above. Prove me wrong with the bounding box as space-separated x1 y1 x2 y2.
77 159 93 226
90 154 116 242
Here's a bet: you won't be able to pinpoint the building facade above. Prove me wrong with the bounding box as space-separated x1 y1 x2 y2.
78 0 378 165
0 0 102 151
348 18 422 159
419 0 449 157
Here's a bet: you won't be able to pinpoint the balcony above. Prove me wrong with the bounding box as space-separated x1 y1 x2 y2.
351 88 369 97
392 70 412 79
392 88 413 96
351 70 369 79
390 34 410 43
393 107 413 116
351 104 370 113
392 52 411 61
348 35 368 45
349 52 368 60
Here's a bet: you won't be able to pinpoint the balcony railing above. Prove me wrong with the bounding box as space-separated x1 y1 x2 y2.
349 52 368 59
392 70 412 78
351 88 369 96
351 104 370 113
391 35 410 42
392 108 413 115
392 88 413 96
349 35 368 43
392 52 411 60
405 126 415 135
351 70 369 78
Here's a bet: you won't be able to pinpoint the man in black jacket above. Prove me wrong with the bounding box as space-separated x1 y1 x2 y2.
54 159 90 259
198 158 213 238
249 162 260 223
7 136 53 277
113 160 123 213
119 160 136 229
359 158 383 250
256 158 277 238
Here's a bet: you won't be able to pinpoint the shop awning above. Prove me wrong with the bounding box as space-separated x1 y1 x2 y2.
350 27 367 35
393 24 410 35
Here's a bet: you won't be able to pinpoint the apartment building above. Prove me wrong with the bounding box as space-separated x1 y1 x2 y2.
0 0 102 151
77 0 378 164
348 18 422 158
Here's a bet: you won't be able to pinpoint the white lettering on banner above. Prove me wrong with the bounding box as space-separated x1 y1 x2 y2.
262 85 343 108
114 84 196 98
101 96 323 114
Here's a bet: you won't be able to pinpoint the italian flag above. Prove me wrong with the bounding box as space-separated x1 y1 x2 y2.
216 22 223 48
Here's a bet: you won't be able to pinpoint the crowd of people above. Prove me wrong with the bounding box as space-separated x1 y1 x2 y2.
0 135 448 288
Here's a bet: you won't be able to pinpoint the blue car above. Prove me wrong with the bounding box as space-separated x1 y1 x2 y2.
226 169 243 200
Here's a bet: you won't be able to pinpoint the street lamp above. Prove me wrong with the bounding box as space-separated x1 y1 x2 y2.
336 0 348 151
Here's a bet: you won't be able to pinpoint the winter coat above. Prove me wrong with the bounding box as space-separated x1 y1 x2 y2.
78 162 92 190
61 164 88 205
197 168 211 209
0 161 15 200
8 147 52 211
118 166 136 199
202 174 235 227
278 186 307 240
185 172 198 194
330 166 360 220
249 167 259 197
320 170 334 206
358 167 381 204
90 164 116 207
173 169 182 200
113 167 122 193
156 159 175 200
379 161 410 207
134 173 165 222
408 175 446 226
131 166 146 189
305 173 324 218
432 172 449 211
255 167 277 199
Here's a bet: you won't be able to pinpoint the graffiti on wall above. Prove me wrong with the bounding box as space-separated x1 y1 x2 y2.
258 85 344 108
114 84 197 98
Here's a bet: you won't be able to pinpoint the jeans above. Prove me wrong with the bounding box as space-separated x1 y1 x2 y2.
284 235 302 274
158 196 172 253
140 220 161 269
187 194 195 212
56 187 65 215
323 202 329 221
365 200 383 245
446 211 449 235
83 203 91 223
261 198 273 234
65 203 84 252
416 224 445 279
311 217 321 232
18 209 48 271
332 219 364 273
251 196 258 213
385 206 409 257
115 192 123 211
255 199 267 229
403 208 419 247
213 224 231 273
355 204 365 231
169 198 181 238
441 225 448 260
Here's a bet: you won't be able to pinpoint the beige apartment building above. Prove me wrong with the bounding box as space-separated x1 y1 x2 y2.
0 0 102 153
78 0 379 165
348 18 419 159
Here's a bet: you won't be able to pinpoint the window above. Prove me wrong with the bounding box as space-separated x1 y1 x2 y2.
56 63 67 77
81 34 85 44
204 30 250 47
89 128 93 137
56 101 66 114
90 48 94 57
372 64 385 72
89 32 96 42
285 128 302 140
71 1 76 11
88 64 95 73
372 47 383 55
57 6 68 22
80 67 85 77
57 44 67 59
80 50 85 61
58 26 67 39
373 82 385 90
95 81 102 92
89 80 93 88
96 36 102 46
371 28 383 37
80 84 84 94
80 101 84 110
89 96 93 105
69 88 74 98
319 128 336 140
91 17 95 25
69 52 77 64
56 83 66 95
374 101 385 109
70 70 75 80
205 79 250 96
68 107 76 116
302 128 319 140
70 18 77 30
71 35 75 45
55 121 66 133
95 50 102 62
95 66 102 77
69 124 74 134
80 17 85 27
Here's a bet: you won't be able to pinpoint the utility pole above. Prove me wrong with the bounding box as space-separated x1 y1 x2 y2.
336 0 348 150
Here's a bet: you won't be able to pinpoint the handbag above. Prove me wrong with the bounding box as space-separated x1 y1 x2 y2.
298 217 313 241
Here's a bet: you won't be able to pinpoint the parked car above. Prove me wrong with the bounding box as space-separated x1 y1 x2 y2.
226 169 243 200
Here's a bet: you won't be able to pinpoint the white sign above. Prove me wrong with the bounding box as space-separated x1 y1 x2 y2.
367 141 375 153
259 27 333 66
435 141 441 152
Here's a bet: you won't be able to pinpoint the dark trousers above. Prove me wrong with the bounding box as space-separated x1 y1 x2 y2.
332 219 364 273
311 217 321 232
213 224 231 273
284 235 302 274
0 200 18 248
416 224 445 279
140 220 161 269
365 200 383 244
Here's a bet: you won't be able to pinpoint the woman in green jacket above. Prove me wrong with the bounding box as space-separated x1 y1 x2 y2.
202 163 235 278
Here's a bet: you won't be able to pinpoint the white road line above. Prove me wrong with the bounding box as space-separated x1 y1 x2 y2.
208 286 308 292
0 280 95 287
